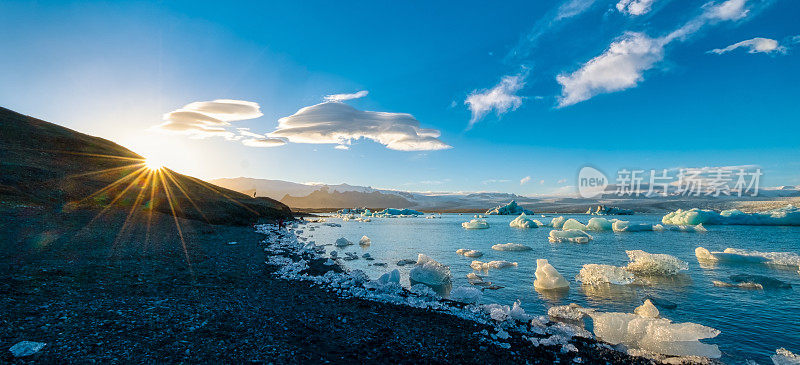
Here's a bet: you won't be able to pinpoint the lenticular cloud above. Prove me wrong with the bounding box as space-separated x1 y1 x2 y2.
152 99 266 141
268 102 451 151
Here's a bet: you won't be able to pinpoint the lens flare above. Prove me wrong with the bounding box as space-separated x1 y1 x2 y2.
145 158 164 170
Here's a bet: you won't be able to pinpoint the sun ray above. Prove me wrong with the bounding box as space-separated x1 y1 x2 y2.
186 175 260 215
78 166 149 204
157 170 193 268
162 169 211 224
85 167 149 227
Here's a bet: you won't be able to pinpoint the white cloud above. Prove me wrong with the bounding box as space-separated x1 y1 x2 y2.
558 178 568 184
520 176 532 185
464 70 527 128
703 0 749 21
557 32 665 107
242 137 287 147
151 99 263 140
482 179 511 185
616 0 657 16
324 90 369 102
709 37 786 54
557 0 599 20
268 102 451 151
334 145 350 150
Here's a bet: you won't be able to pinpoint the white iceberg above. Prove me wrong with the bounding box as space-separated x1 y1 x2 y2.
771 347 800 365
695 247 771 265
491 242 532 251
534 259 570 290
562 218 588 230
634 299 660 318
612 220 662 232
334 237 353 247
375 208 423 216
509 213 540 228
470 260 518 271
358 235 371 246
625 250 689 276
548 229 592 243
409 254 452 286
586 217 615 231
722 248 800 268
462 219 490 229
576 264 635 285
662 205 800 226
449 286 482 303
551 216 566 229
486 200 534 215
456 248 484 258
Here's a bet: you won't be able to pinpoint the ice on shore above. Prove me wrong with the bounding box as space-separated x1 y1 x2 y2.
485 200 534 215
409 254 452 286
471 260 518 271
482 301 531 322
576 264 635 285
491 242 532 251
456 248 484 257
662 205 800 226
551 216 566 229
449 286 482 304
534 259 570 290
634 299 660 318
612 220 662 232
462 219 490 229
562 218 587 231
334 237 353 247
588 309 721 358
625 250 688 276
586 217 615 231
358 235 371 246
548 229 592 243
771 347 800 365
509 213 541 228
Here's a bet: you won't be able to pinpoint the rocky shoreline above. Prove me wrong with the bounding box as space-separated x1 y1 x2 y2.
1 205 656 363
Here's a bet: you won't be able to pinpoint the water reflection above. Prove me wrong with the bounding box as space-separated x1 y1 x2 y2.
581 283 638 304
534 286 570 302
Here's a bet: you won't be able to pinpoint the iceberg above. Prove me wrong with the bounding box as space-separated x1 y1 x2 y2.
586 217 615 231
470 260 518 271
662 205 800 226
589 205 634 215
562 218 588 231
509 213 541 228
456 248 484 258
548 229 592 243
771 347 800 365
695 247 779 265
375 208 423 216
358 235 371 246
722 248 800 268
576 264 635 285
491 242 532 251
334 237 353 247
485 200 534 215
667 224 707 232
633 299 660 318
550 216 566 229
534 259 570 290
612 220 661 232
625 250 689 276
409 254 452 286
462 219 490 229
449 286 482 303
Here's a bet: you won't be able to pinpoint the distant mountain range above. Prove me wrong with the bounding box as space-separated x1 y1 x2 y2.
209 177 800 213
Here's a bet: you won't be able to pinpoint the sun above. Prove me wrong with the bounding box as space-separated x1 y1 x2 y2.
144 158 164 171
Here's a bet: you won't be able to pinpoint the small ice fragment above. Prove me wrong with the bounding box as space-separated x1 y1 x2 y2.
9 341 46 357
562 218 587 231
771 347 800 365
491 243 532 251
549 229 592 243
471 260 518 271
634 300 660 318
509 213 540 228
409 254 452 286
462 219 490 229
449 286 482 303
534 259 570 290
585 218 614 231
625 250 688 276
576 264 634 285
551 216 566 229
456 249 484 257
227 241 237 245
358 235 371 246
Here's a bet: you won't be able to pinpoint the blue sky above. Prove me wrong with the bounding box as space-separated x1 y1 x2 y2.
1 0 798 195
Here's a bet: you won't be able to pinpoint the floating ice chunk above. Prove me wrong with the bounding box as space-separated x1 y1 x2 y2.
549 229 592 243
722 248 800 268
509 213 540 228
612 220 659 232
462 219 490 229
589 205 634 215
587 310 721 358
491 243 532 251
695 247 771 264
486 200 534 215
409 254 452 286
534 259 570 290
376 208 423 216
771 347 800 365
662 205 800 226
712 280 763 290
9 341 46 357
576 264 634 285
358 235 371 246
456 248 484 257
471 260 518 271
449 286 482 303
562 218 588 231
625 250 688 276
713 274 791 289
634 300 660 318
551 216 566 229
334 237 353 247
586 217 614 231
